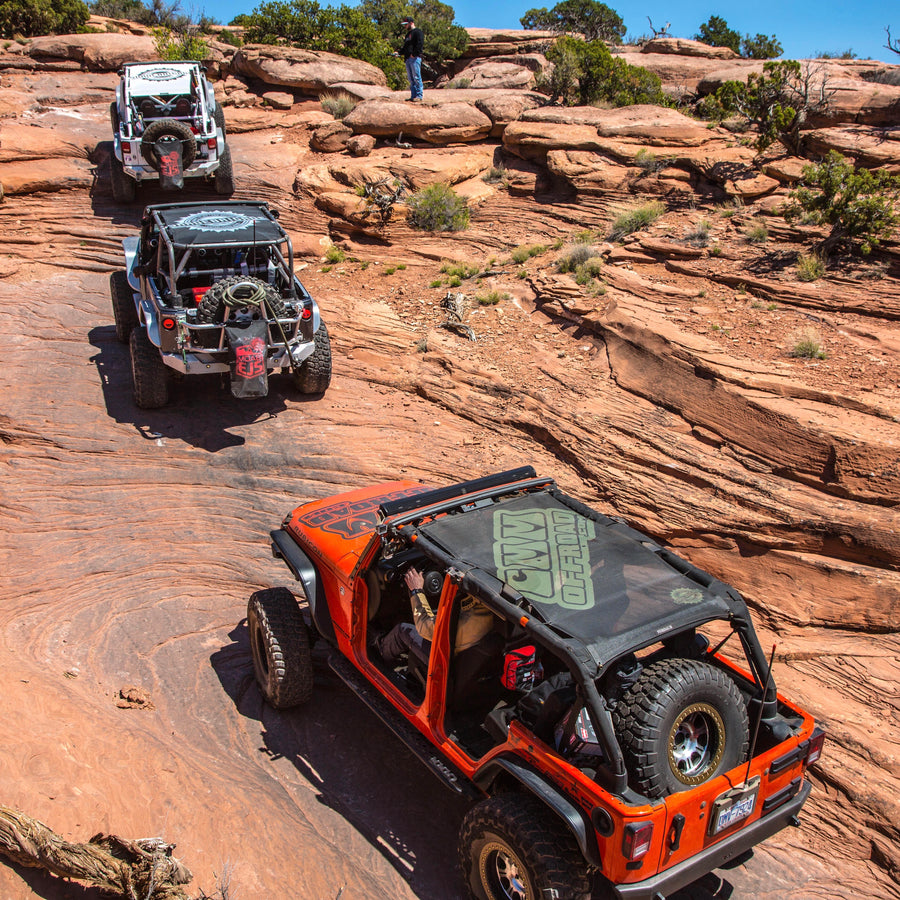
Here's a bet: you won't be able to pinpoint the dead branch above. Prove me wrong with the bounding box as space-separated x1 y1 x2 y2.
0 806 193 900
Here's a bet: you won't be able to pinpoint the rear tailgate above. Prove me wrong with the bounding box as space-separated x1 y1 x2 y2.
653 735 813 882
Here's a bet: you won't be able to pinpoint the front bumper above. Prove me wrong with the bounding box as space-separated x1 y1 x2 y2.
612 780 812 900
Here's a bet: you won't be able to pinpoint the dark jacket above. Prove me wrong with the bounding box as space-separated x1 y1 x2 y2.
401 26 424 59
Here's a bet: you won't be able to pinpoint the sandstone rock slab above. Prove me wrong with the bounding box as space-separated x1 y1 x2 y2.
28 33 156 70
642 37 739 59
342 100 492 144
232 46 387 92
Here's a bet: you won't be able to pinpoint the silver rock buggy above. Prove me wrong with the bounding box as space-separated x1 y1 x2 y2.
109 61 233 201
111 201 332 408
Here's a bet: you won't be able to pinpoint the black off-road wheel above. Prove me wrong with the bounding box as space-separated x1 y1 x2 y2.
459 794 590 900
214 144 235 195
247 587 313 709
293 323 332 394
109 154 136 202
109 100 120 132
140 118 197 171
110 271 139 343
213 103 227 135
613 657 749 799
129 326 170 409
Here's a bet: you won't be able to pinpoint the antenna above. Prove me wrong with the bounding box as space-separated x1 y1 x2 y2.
743 642 776 787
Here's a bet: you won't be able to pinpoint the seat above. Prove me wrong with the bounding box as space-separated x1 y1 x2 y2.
447 630 505 712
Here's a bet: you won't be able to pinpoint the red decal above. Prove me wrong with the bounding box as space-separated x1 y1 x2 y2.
235 337 266 378
160 151 181 176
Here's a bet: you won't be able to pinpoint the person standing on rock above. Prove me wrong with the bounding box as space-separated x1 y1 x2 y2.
400 16 424 102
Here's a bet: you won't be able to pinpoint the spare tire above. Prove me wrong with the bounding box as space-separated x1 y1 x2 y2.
613 657 749 798
141 118 196 171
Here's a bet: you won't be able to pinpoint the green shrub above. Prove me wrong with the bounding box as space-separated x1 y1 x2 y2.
573 257 604 284
791 331 826 359
475 290 508 305
153 26 208 60
557 243 599 273
324 245 346 264
609 201 665 240
744 222 769 243
511 243 547 264
741 33 783 59
429 279 442 288
684 220 711 246
520 0 625 42
320 91 357 119
482 166 508 185
796 252 825 281
695 16 740 53
408 183 470 232
1 0 88 37
446 76 472 89
634 148 671 174
784 150 900 257
217 28 242 46
546 35 668 107
440 261 480 279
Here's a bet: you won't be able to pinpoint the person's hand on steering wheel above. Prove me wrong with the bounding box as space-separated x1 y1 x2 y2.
404 566 425 592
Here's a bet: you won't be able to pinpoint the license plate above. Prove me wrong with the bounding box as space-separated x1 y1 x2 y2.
710 784 758 835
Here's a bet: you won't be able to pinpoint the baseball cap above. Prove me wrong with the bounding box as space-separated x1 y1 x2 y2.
400 16 413 24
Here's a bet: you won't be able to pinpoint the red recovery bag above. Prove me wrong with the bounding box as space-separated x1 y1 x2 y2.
502 645 543 691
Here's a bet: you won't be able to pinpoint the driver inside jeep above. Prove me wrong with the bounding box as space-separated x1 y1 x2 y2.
374 566 495 664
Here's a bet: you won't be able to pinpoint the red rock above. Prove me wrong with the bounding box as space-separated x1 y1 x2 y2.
342 99 492 144
232 45 387 92
347 134 376 157
28 33 156 70
641 37 739 59
310 121 353 153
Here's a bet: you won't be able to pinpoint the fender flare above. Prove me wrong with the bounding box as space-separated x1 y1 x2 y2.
270 529 335 643
473 754 603 869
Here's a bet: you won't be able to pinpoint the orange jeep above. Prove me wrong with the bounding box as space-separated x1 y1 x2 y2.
251 467 824 899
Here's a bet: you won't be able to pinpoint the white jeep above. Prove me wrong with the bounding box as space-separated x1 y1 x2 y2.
109 61 234 201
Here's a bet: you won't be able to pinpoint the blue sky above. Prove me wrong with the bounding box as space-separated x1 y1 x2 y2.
210 0 900 64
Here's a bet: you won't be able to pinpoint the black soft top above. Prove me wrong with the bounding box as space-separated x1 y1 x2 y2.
149 203 286 248
414 488 742 669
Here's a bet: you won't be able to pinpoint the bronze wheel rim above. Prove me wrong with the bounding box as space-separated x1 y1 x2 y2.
479 840 530 900
668 702 725 785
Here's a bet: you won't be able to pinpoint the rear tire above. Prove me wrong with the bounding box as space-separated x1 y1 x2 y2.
248 587 313 708
214 144 235 195
110 271 139 343
110 154 136 202
459 794 590 900
293 323 332 394
129 326 170 409
141 118 197 170
613 657 749 798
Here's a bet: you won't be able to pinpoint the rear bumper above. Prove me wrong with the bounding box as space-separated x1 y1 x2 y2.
612 780 811 900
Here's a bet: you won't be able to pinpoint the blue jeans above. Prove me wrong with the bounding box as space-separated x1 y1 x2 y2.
405 56 423 100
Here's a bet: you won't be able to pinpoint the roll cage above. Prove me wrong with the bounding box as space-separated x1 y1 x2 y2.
372 466 779 796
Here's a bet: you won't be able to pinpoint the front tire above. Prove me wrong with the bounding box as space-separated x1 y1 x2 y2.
110 271 139 343
293 323 332 394
613 657 749 798
459 794 590 900
248 587 313 709
129 326 169 409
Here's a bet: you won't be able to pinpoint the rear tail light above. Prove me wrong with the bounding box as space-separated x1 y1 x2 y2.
622 822 653 861
161 317 176 331
207 137 217 150
122 141 131 153
301 308 312 319
806 727 826 766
